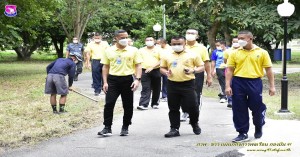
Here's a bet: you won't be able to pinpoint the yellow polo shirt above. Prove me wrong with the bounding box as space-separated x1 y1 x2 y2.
85 42 109 60
227 45 272 78
224 47 236 59
159 45 173 60
161 50 204 82
185 42 210 62
101 45 143 76
139 46 161 69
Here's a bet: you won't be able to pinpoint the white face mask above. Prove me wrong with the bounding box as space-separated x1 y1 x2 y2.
238 40 248 47
172 45 184 52
232 43 240 48
185 34 197 41
73 40 78 44
216 46 222 50
94 39 101 43
146 41 154 47
119 39 128 46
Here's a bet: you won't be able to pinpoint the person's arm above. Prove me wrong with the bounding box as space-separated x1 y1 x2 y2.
225 66 234 96
265 67 276 96
102 64 110 93
131 63 142 91
85 48 91 69
204 61 212 86
211 61 216 77
68 63 76 87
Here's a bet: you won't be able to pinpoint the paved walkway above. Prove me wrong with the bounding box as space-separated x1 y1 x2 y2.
2 72 300 157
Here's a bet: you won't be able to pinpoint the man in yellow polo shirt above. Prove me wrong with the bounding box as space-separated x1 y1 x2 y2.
85 33 109 96
98 29 142 137
180 29 212 122
137 37 161 110
223 37 240 108
161 36 204 138
226 30 275 142
156 38 172 102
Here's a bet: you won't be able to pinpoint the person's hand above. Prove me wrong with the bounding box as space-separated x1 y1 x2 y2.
103 83 109 93
165 70 172 77
145 67 154 73
269 86 276 96
225 86 232 96
184 68 194 75
69 86 73 91
131 80 140 91
211 71 216 78
206 74 213 87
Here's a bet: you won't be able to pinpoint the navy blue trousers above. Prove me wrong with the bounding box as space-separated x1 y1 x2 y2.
92 59 103 93
232 77 267 134
161 74 168 98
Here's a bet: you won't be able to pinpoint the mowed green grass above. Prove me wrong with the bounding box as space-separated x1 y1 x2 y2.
0 61 103 149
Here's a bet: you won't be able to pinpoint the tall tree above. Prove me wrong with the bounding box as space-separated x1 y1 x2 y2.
57 0 101 42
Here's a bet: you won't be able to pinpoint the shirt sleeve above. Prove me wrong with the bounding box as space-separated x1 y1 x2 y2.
200 46 210 61
224 50 229 59
227 51 236 67
160 58 168 68
134 49 143 64
66 44 71 51
262 50 272 68
211 50 217 61
101 49 109 65
194 53 204 67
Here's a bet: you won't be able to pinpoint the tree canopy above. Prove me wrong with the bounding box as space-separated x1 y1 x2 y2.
0 0 299 60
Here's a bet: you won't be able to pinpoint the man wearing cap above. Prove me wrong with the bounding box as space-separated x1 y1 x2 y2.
66 37 84 81
45 54 78 114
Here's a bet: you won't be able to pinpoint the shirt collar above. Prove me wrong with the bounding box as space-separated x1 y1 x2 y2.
186 42 200 48
238 44 260 51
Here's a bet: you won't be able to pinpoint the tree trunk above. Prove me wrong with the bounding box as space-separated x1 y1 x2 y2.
223 24 231 46
206 20 221 55
51 35 66 58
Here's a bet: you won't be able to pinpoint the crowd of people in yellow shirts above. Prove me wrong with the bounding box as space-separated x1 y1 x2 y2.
48 29 275 143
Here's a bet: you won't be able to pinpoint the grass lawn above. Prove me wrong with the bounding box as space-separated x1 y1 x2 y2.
0 61 104 150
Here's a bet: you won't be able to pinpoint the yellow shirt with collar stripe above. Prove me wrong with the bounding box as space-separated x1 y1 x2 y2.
227 45 272 78
139 46 161 69
101 45 143 76
161 50 204 82
85 42 109 60
185 42 210 62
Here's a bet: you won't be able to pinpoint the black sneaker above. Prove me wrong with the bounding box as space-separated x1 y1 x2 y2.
254 126 263 139
98 126 112 137
227 103 232 108
120 126 129 136
164 128 180 138
94 92 100 96
191 123 201 135
232 133 249 143
53 110 59 114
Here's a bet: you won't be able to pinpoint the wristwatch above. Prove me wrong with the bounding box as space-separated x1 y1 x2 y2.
135 78 141 81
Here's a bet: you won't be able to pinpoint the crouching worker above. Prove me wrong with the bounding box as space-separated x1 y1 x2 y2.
45 54 78 114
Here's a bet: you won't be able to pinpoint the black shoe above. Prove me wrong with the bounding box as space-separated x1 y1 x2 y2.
98 126 112 137
94 92 100 96
232 133 249 143
227 103 232 108
191 123 201 135
254 126 263 139
120 126 129 136
53 110 59 114
164 128 180 138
